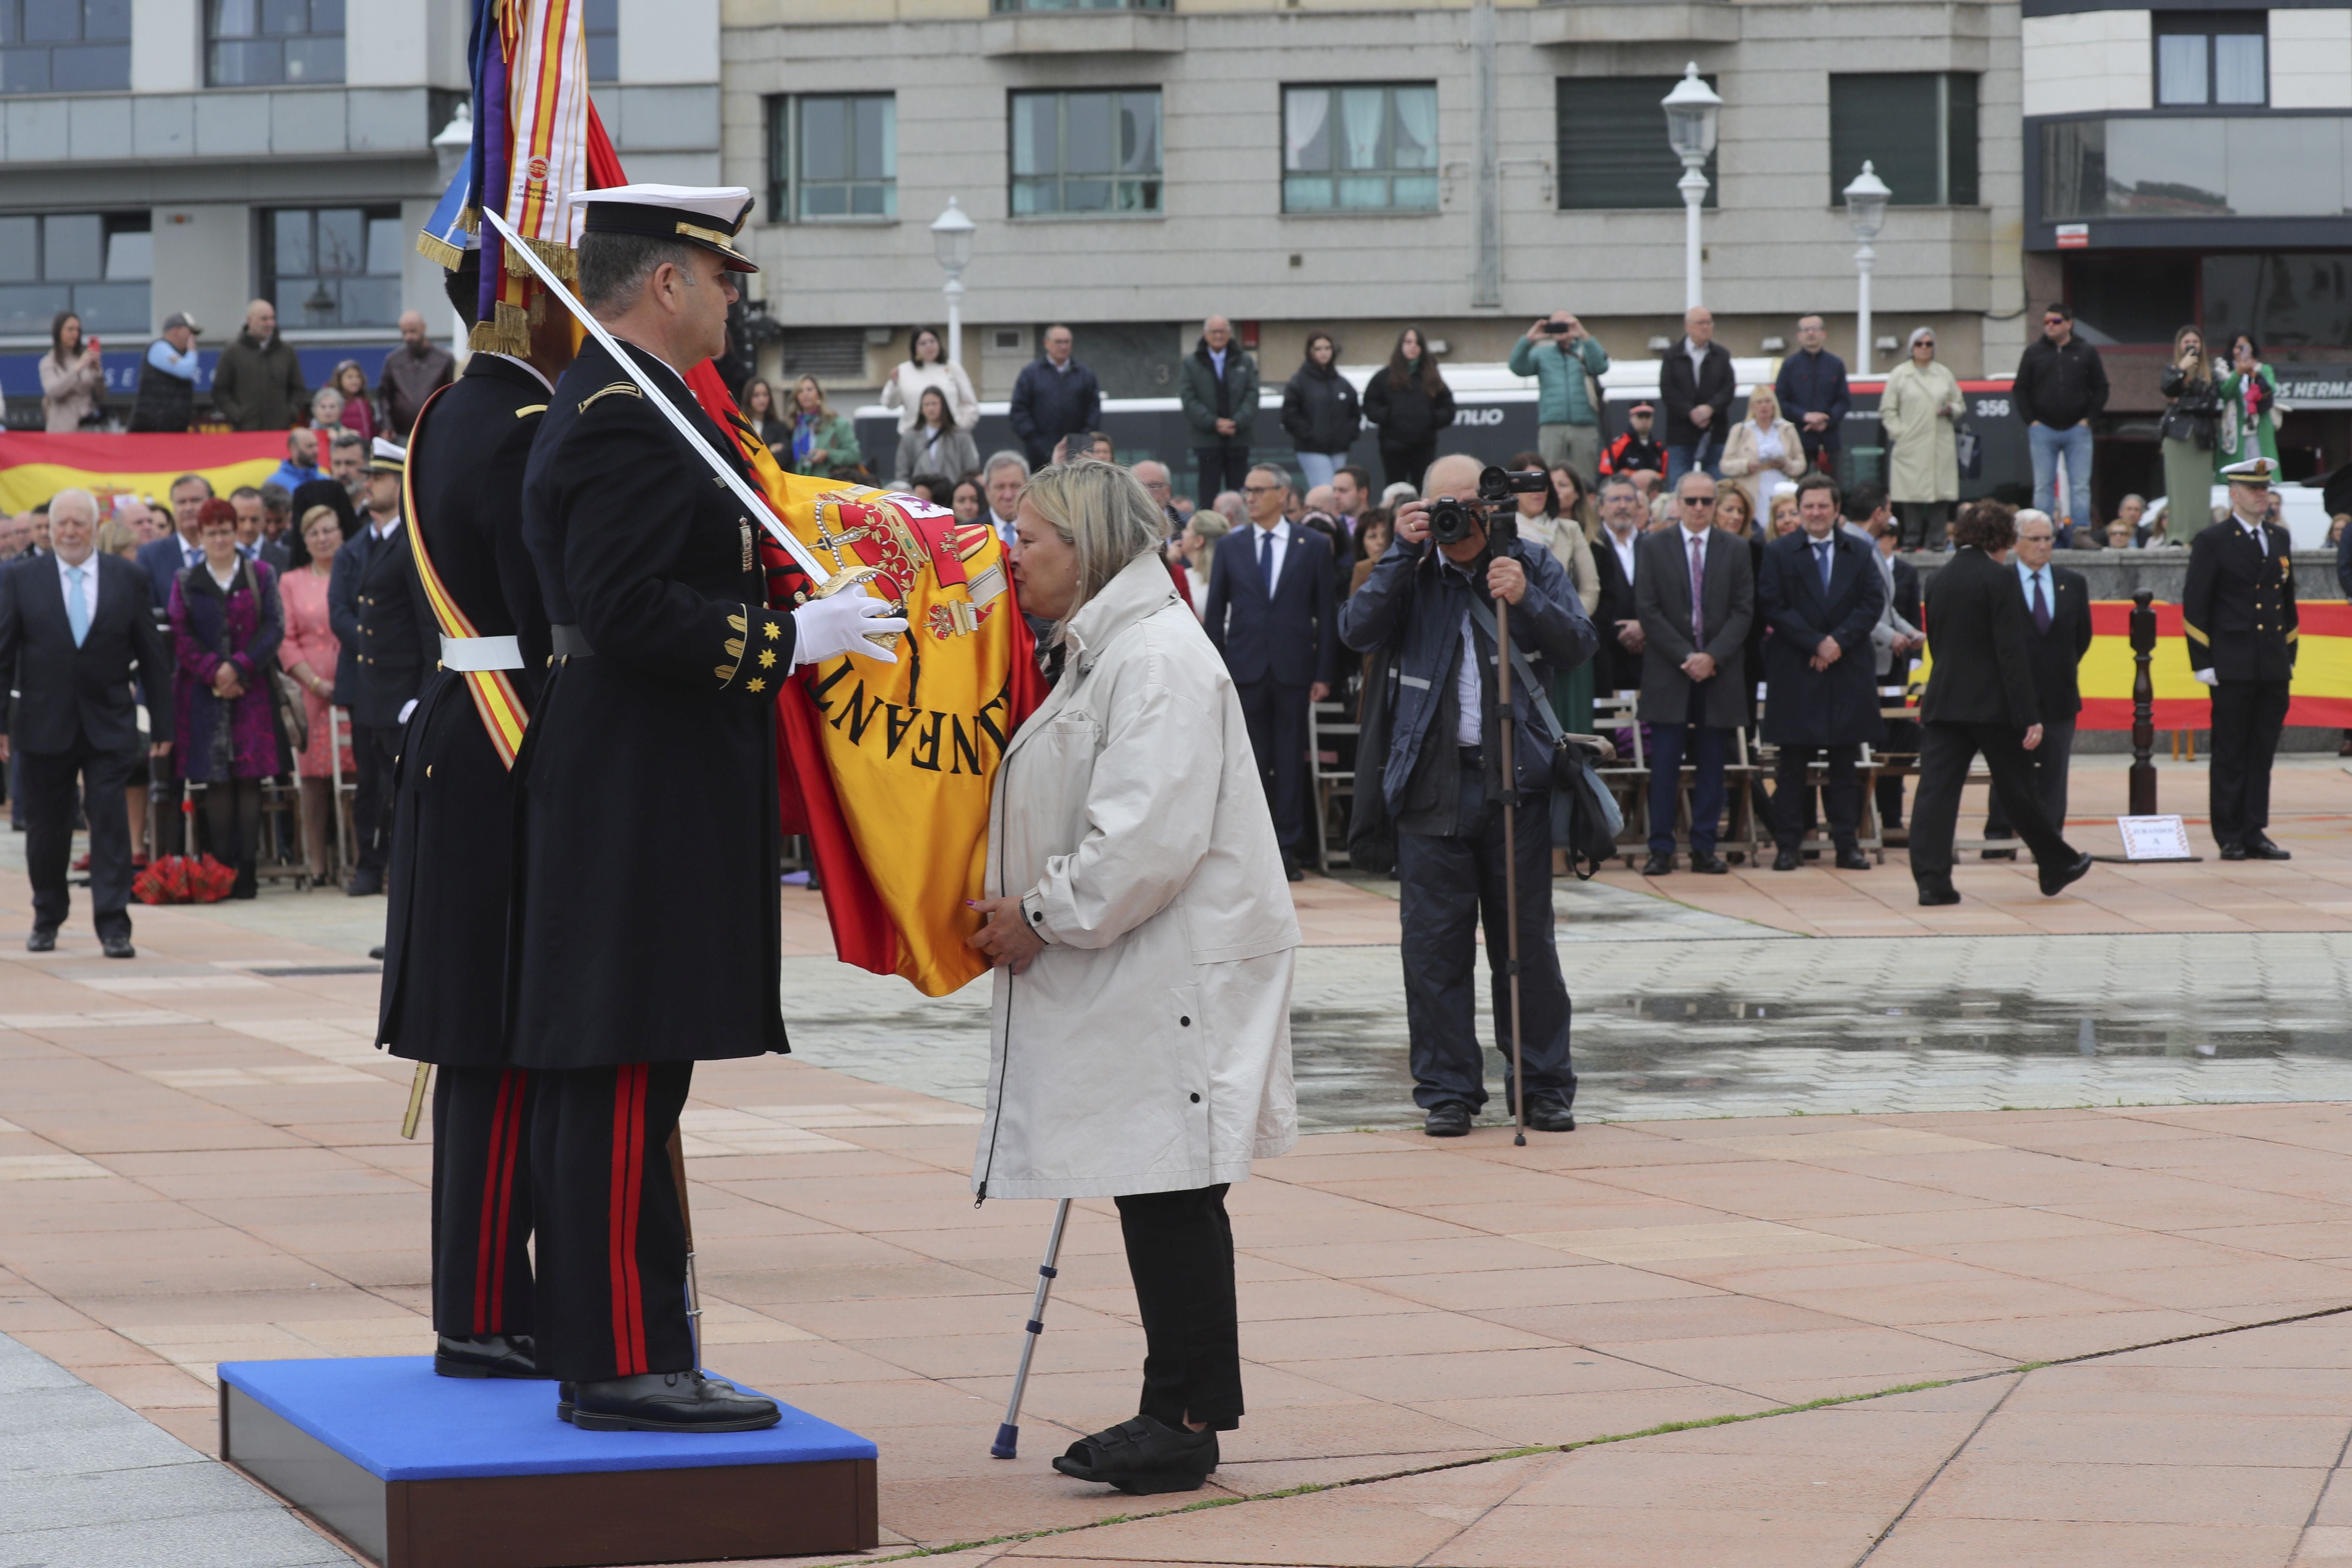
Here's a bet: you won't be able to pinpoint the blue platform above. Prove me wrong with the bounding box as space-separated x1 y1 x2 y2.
217 1358 881 1567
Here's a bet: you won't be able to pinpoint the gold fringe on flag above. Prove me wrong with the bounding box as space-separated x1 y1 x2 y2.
500 231 578 281
415 227 469 271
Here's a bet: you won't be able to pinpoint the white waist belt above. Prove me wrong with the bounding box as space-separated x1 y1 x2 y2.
440 634 524 672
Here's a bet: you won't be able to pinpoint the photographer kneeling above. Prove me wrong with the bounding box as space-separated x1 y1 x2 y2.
1340 454 1599 1137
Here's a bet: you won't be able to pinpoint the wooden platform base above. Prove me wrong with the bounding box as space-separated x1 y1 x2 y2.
219 1358 878 1568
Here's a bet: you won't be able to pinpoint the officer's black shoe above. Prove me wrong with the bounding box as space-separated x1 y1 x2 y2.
557 1381 576 1421
1917 882 1962 906
2219 842 2249 861
1771 848 1801 872
1835 846 1871 871
435 1333 545 1381
1641 853 1674 876
344 870 382 897
1423 1102 1474 1138
1285 861 1306 883
568 1371 780 1433
25 928 55 953
2248 837 2293 861
2037 851 2094 897
1525 1100 1577 1133
1052 1415 1218 1495
1691 851 1729 874
101 932 135 960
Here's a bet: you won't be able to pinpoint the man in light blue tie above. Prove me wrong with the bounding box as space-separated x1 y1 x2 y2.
0 489 175 958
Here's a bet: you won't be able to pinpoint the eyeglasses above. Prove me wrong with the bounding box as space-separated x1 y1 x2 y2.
1681 496 1716 507
2044 316 2067 326
1241 484 1285 496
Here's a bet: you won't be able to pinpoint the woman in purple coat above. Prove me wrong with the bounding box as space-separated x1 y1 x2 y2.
171 498 290 898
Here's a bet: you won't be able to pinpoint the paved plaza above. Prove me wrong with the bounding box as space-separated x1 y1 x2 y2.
4 755 2352 1565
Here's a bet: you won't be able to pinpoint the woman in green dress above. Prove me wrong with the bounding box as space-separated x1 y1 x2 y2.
2215 333 2280 475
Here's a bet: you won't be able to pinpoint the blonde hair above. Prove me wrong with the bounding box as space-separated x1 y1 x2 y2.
1747 384 1780 421
1020 458 1167 628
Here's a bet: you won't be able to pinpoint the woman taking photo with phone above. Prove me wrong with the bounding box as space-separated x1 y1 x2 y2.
2216 332 2281 475
2158 326 2220 529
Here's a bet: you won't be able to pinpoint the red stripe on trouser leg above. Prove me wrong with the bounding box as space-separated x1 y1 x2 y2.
486 1069 527 1333
607 1065 635 1374
472 1069 519 1335
619 1064 649 1373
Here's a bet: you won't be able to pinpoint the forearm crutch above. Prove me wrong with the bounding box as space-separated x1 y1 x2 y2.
1496 594 1528 1149
990 1197 1071 1459
667 1127 703 1371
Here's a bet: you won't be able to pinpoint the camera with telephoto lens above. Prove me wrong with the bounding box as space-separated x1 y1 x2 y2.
1425 465 1553 548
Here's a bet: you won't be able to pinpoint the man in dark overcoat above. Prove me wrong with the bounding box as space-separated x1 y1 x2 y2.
1758 473 1885 871
2184 456 2299 860
376 254 571 1383
511 185 903 1433
1633 469 1752 874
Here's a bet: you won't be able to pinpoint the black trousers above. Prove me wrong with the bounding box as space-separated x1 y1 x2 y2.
1985 719 2076 840
1394 761 1575 1114
530 1062 695 1382
1193 444 1252 507
1115 1184 1242 1432
350 723 401 875
431 1065 537 1341
2209 678 2291 848
23 736 134 940
1235 677 1311 861
1774 743 1861 850
1895 501 1951 550
1380 441 1437 493
1908 721 2074 886
151 772 184 855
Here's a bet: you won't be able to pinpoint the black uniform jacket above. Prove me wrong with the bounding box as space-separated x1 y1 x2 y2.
379 355 556 1066
508 335 794 1071
1920 546 2039 728
333 516 432 728
0 552 174 756
1756 526 1887 748
2184 515 2298 683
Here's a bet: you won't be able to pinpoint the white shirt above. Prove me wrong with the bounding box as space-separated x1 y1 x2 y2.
482 352 556 395
1607 527 1638 585
1455 611 1483 747
368 512 402 542
54 551 97 620
1686 338 1710 378
1250 520 1291 594
2236 512 2268 556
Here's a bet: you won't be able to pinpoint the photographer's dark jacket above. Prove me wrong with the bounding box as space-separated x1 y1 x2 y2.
1339 535 1595 830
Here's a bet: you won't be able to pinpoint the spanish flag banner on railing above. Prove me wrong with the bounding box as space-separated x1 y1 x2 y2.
0 432 285 514
1914 600 2352 730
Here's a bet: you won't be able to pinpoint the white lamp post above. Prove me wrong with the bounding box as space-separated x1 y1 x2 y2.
1659 63 1721 312
929 197 976 367
433 103 475 361
1843 161 1891 377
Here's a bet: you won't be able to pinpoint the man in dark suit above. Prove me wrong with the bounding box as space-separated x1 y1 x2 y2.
1589 475 1645 692
1202 462 1339 878
1758 474 1885 871
2185 457 2299 860
1634 470 1752 874
1658 306 1735 484
1983 509 2092 854
1909 501 2093 905
331 438 430 896
0 489 174 957
227 485 291 573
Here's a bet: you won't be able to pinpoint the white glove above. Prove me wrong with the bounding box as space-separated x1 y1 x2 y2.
790 584 908 667
397 698 417 724
2194 668 2217 686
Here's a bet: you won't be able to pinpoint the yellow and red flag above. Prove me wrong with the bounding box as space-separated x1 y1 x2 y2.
0 431 285 514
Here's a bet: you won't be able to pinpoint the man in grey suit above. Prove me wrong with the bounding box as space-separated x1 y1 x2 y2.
1634 470 1753 875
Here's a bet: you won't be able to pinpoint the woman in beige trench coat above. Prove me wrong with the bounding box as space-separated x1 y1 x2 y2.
1880 326 1967 548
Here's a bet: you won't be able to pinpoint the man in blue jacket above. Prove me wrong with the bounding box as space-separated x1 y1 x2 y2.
1339 453 1597 1139
1773 314 1849 474
1007 325 1101 472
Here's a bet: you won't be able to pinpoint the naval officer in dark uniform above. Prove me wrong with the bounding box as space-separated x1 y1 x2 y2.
513 185 905 1433
334 438 431 894
378 253 573 1382
2184 455 2299 860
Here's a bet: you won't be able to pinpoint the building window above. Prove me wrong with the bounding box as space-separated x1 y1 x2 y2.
207 0 343 87
2156 12 2266 107
0 211 149 338
266 207 401 331
1011 89 1161 216
1 0 130 94
1556 75 1716 210
584 0 617 83
1282 84 1437 213
764 95 897 222
1828 74 1978 207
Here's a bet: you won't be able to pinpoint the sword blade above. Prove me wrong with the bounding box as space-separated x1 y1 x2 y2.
478 208 833 588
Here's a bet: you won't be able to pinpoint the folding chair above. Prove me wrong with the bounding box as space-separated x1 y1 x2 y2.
1308 695 1359 871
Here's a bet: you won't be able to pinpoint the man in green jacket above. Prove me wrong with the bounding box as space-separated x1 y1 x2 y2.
210 299 308 432
1508 312 1611 481
1178 315 1260 507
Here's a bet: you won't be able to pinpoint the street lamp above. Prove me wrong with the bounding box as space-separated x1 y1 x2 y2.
1659 62 1721 312
1843 160 1891 377
929 196 976 367
433 103 475 360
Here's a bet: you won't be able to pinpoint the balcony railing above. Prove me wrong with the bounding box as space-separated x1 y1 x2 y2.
992 0 1170 11
2040 114 2352 222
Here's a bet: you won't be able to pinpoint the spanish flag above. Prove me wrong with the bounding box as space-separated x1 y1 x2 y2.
0 432 286 514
